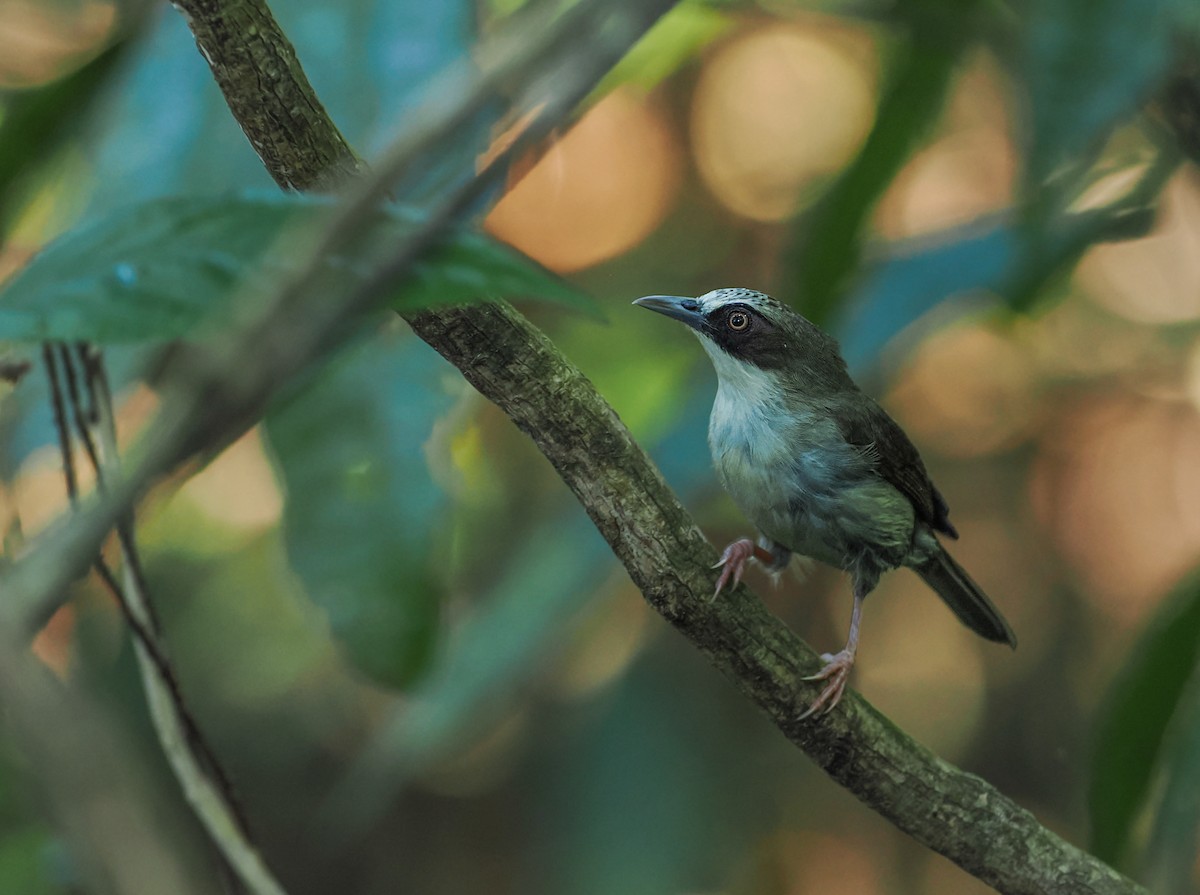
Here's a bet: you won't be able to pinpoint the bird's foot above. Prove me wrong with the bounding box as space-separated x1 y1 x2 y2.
712 538 758 599
713 539 789 599
798 649 856 719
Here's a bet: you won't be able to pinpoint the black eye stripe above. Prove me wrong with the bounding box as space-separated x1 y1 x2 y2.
700 299 789 369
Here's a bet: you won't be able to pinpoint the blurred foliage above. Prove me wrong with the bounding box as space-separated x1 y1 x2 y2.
0 193 590 342
1162 49 1200 163
837 166 1164 369
1143 670 1200 895
0 40 129 234
0 826 61 895
1089 573 1200 869
0 0 1200 893
591 1 735 96
264 331 459 688
1020 0 1185 195
792 0 975 320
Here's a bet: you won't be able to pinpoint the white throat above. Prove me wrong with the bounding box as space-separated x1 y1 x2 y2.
698 337 780 408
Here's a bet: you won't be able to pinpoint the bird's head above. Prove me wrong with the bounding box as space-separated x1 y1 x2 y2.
633 288 848 386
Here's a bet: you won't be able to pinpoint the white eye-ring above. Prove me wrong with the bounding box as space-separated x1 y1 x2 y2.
727 309 750 332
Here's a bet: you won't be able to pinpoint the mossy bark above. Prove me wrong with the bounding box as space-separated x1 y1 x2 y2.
173 0 364 191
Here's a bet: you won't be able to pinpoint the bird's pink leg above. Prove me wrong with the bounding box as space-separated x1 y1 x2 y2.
798 587 865 719
712 538 778 598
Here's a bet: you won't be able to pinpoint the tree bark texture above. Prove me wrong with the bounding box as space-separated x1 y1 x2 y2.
172 0 363 191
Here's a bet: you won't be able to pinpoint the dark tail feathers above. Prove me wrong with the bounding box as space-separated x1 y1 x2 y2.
915 547 1017 648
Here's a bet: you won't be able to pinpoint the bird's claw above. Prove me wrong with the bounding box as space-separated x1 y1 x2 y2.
712 538 756 600
798 649 855 719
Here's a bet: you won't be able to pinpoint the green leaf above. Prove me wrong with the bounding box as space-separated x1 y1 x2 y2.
0 41 131 233
264 330 458 688
0 826 62 895
0 195 297 342
1020 0 1185 190
401 220 595 316
834 222 1016 372
0 193 592 343
790 2 970 322
330 412 722 831
591 2 733 96
835 172 1163 372
1088 571 1200 866
1144 674 1200 894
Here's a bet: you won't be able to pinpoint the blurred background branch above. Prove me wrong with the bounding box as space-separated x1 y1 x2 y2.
0 643 211 895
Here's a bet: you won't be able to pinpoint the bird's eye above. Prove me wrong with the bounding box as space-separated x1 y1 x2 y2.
726 309 751 332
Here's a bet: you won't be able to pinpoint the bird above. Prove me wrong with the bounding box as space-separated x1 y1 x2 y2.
633 288 1016 718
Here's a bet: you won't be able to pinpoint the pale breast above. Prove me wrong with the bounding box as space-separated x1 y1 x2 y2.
704 357 914 570
708 374 855 564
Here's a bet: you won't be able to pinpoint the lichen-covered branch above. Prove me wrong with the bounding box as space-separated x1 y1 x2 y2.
171 0 363 191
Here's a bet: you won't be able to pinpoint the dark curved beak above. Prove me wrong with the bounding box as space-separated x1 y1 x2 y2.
632 295 704 331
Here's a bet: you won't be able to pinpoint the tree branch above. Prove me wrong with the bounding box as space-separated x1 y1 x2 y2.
170 0 363 191
2 1 1146 894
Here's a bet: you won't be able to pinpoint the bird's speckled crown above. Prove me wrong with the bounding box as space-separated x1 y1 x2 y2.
694 287 786 316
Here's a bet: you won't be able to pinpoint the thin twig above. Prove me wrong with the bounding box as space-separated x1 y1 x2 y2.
50 339 251 837
74 342 101 425
56 343 104 480
44 341 129 603
77 348 264 885
42 344 79 503
77 345 160 633
46 337 261 888
84 533 247 833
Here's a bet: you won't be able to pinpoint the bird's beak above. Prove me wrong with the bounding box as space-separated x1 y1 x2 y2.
632 295 704 331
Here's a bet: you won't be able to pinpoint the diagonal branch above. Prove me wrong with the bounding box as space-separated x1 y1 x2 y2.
0 1 1146 894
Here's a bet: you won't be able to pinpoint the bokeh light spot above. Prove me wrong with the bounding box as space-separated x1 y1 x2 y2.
484 89 680 272
887 320 1039 458
14 444 77 536
876 54 1015 238
1030 394 1200 622
0 0 115 87
1078 171 1200 324
179 427 283 531
691 22 876 222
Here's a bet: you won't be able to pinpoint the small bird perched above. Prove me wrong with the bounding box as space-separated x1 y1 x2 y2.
633 288 1016 718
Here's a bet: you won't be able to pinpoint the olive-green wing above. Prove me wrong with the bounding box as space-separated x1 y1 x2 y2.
836 396 957 538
